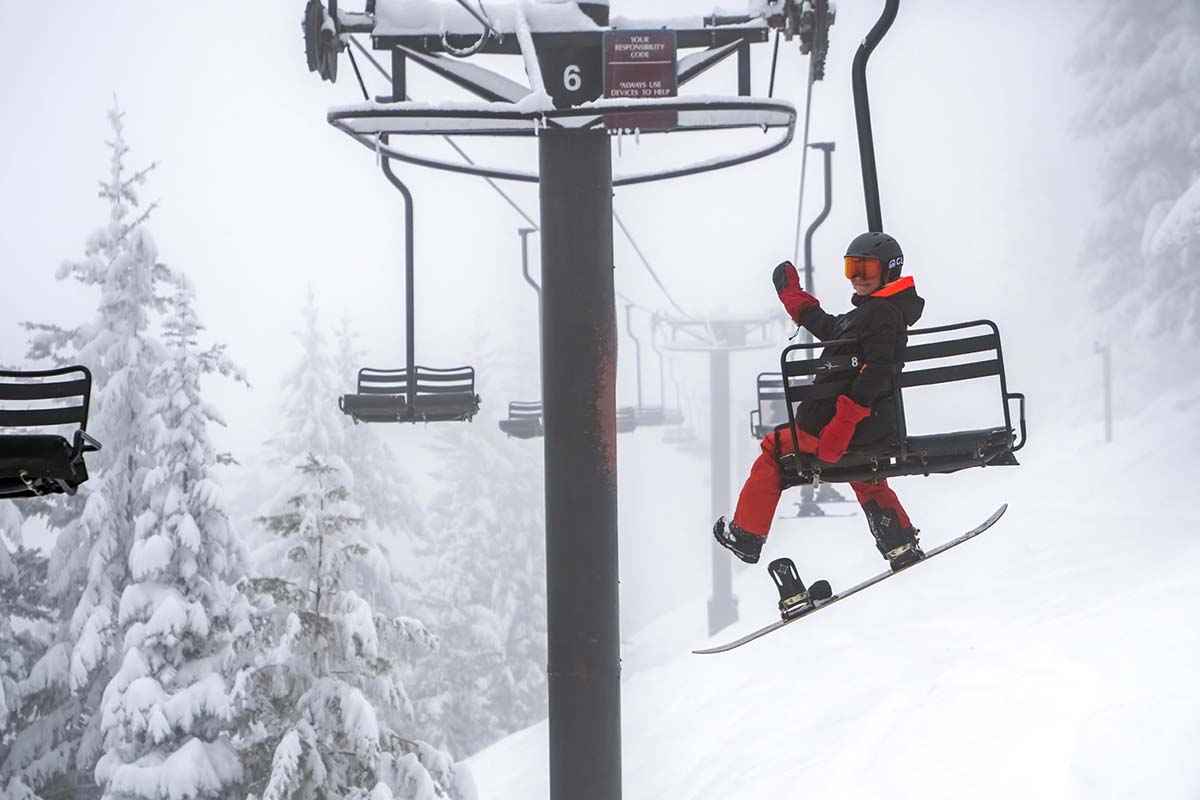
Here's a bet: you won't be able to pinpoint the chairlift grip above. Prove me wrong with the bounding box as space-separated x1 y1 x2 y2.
802 142 835 297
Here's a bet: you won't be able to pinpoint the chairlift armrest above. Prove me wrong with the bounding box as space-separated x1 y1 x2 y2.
1006 392 1027 452
71 429 102 457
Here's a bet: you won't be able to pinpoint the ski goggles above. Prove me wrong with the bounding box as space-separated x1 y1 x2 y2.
844 256 883 281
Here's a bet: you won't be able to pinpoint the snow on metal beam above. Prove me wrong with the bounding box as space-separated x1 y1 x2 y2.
400 47 533 103
374 0 599 37
677 40 743 87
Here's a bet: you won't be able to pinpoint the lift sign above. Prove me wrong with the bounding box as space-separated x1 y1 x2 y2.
603 30 678 130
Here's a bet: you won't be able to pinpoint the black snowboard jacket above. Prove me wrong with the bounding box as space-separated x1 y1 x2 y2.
793 276 926 445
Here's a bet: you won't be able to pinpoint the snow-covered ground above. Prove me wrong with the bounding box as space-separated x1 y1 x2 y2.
468 385 1200 799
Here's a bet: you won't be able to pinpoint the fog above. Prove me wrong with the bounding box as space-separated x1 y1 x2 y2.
1 0 1100 640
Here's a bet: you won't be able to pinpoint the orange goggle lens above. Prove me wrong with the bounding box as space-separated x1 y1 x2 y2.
844 256 883 281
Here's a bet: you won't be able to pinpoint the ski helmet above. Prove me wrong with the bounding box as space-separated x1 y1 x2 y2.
844 232 904 285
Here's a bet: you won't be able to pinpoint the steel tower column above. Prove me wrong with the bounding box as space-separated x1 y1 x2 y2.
539 129 622 800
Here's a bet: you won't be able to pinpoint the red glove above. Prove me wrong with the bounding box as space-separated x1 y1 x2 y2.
772 261 819 324
817 395 871 463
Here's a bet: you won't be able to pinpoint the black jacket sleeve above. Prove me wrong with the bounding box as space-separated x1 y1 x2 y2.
847 303 902 407
797 305 844 342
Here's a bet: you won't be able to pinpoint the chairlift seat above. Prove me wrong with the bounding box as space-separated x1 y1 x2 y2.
499 400 544 439
340 366 480 424
616 406 638 434
775 320 1026 486
0 367 101 499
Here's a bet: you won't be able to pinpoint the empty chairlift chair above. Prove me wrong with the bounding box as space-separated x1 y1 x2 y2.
749 372 791 440
338 150 482 426
499 400 544 439
341 366 479 424
776 320 1026 485
623 307 684 429
0 366 102 499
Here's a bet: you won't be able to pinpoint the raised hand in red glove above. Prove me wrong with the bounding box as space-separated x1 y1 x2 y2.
817 395 872 463
772 260 819 324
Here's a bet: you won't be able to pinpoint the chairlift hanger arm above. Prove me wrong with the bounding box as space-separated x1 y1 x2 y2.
623 304 645 410
802 141 835 296
853 0 900 233
519 227 540 294
379 141 418 390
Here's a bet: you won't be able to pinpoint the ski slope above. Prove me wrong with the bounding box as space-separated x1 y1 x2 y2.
468 387 1200 799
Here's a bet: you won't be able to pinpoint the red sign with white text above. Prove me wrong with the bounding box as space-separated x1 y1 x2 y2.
603 31 678 131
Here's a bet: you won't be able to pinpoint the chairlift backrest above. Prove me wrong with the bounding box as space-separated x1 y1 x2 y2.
750 372 791 440
0 367 92 430
505 400 543 420
782 321 1012 416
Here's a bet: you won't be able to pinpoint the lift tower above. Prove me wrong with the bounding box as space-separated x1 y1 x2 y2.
661 317 780 634
303 1 829 796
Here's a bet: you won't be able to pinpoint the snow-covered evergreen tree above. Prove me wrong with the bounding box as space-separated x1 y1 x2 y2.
93 278 249 799
0 506 58 800
413 423 547 759
232 299 473 799
1074 2 1200 346
1 102 173 800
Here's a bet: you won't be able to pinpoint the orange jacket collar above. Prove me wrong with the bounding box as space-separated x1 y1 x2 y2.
872 275 915 298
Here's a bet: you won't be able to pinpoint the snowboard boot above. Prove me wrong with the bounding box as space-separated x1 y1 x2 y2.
862 500 924 571
712 517 765 564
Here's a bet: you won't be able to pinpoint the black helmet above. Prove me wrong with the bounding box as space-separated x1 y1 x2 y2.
845 232 904 284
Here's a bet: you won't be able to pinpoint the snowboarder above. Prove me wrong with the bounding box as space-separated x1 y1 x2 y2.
713 232 926 570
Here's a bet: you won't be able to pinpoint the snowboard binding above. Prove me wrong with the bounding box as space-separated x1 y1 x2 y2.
768 558 832 620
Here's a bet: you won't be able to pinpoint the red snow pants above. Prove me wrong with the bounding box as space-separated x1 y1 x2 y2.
732 428 913 537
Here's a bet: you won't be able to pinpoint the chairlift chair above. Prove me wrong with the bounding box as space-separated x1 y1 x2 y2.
649 318 685 427
750 372 791 440
498 229 546 440
0 366 101 499
339 144 480 425
622 306 684 429
775 320 1026 486
499 400 544 439
341 366 479 424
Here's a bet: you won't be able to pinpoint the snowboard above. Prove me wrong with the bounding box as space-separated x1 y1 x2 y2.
693 504 1007 655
